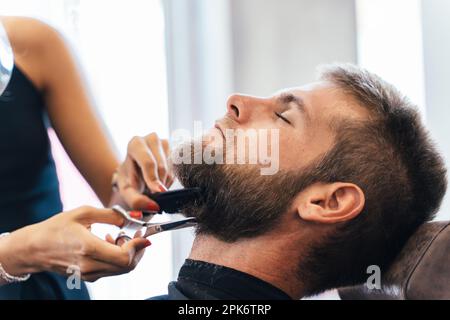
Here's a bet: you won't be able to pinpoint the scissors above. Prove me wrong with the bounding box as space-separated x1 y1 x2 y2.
112 188 201 243
111 205 197 244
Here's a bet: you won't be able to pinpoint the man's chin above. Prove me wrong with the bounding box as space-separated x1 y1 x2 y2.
202 128 225 151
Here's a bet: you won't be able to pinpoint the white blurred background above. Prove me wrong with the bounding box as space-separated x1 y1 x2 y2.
2 0 449 299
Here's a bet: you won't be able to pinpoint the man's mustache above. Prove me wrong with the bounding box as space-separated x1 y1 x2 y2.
215 114 239 132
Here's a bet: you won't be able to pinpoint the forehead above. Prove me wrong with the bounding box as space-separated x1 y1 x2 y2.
275 81 371 122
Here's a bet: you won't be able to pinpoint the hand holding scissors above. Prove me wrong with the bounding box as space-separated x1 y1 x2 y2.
111 205 197 244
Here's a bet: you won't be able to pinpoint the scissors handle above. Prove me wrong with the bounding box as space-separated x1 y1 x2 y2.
115 232 132 245
112 205 197 242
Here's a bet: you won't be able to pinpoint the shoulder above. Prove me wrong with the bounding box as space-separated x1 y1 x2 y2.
1 16 67 56
1 16 72 90
147 295 170 300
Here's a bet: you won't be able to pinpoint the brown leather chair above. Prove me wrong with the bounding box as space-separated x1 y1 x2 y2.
338 221 450 300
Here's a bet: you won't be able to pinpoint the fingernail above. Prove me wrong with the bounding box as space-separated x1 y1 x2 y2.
130 211 143 219
146 201 160 212
144 239 152 247
158 182 168 192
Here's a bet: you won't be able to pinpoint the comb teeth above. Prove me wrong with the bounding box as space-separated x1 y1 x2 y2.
143 188 202 214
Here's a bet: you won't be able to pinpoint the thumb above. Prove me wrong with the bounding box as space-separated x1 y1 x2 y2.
123 188 160 212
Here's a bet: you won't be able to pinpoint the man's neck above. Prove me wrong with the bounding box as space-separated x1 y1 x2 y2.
189 230 306 299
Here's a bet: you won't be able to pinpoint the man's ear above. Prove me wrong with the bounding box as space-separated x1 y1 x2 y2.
294 182 365 224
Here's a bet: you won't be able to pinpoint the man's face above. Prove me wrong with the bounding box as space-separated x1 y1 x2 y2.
174 81 369 241
205 81 369 171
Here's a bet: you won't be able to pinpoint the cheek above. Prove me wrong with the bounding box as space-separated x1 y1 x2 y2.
278 134 305 169
278 125 321 170
279 126 334 170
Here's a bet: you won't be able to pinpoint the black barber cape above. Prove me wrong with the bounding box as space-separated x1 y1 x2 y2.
150 259 292 300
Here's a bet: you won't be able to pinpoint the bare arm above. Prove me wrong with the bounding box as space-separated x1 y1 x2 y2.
4 17 175 210
5 17 119 205
39 21 119 205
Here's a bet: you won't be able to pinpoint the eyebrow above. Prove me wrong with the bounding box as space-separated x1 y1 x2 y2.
277 92 307 115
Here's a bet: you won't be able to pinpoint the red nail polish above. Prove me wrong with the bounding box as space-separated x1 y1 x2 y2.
145 239 152 247
158 183 168 192
146 202 160 212
130 211 143 219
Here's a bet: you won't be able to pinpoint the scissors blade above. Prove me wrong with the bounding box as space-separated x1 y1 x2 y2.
143 218 197 237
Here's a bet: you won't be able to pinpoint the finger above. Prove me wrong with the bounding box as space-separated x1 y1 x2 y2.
105 234 115 244
117 231 147 268
81 252 143 282
115 232 132 246
83 233 137 269
165 174 175 189
145 133 169 186
161 139 170 159
80 259 125 277
81 261 131 282
123 157 143 190
75 207 125 228
121 237 152 265
161 139 175 188
83 241 149 281
131 247 146 267
114 230 144 249
127 137 162 193
87 232 151 269
117 162 160 211
115 231 147 269
82 271 121 282
115 237 130 247
113 230 143 247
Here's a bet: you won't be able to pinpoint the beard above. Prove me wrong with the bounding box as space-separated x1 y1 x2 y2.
172 139 314 242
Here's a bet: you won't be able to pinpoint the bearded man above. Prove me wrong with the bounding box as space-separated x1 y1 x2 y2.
151 64 447 300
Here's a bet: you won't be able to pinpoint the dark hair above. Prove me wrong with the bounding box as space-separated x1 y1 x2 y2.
299 64 447 295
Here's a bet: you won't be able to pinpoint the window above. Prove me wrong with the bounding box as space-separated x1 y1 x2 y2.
356 0 449 220
356 0 426 114
2 0 171 299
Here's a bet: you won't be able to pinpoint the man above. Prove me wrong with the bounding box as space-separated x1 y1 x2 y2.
153 64 447 300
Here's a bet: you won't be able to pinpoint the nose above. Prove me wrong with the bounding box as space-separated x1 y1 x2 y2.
227 94 266 123
226 94 243 121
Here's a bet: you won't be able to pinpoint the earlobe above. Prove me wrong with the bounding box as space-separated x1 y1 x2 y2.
295 183 365 224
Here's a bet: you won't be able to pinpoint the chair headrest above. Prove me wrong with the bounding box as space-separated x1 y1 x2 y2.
338 221 450 300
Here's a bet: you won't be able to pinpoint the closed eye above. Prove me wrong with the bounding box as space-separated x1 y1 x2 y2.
275 112 292 125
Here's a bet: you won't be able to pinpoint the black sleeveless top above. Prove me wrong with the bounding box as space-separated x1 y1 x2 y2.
0 65 90 300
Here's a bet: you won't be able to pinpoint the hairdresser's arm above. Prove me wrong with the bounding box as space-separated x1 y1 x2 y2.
6 17 173 209
22 18 119 206
0 206 150 286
